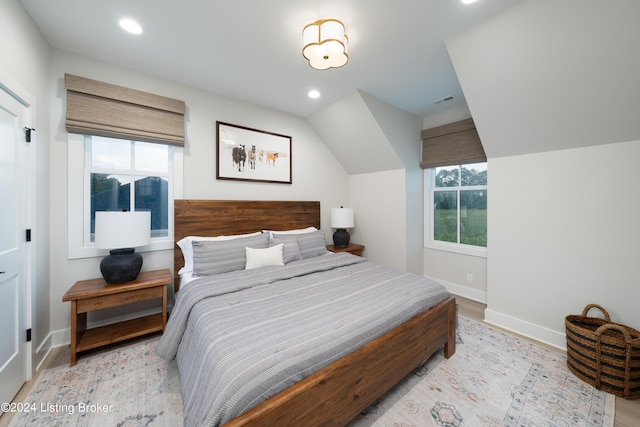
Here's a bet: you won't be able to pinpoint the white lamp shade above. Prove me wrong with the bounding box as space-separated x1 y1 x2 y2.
331 207 354 228
95 211 151 249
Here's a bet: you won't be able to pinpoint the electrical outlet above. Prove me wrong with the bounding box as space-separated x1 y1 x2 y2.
466 273 473 284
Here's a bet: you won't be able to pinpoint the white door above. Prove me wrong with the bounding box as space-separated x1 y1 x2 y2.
0 86 27 404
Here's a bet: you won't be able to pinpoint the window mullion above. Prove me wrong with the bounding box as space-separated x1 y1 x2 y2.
130 141 136 212
457 165 461 244
83 137 93 247
129 174 135 212
457 187 461 244
430 169 435 242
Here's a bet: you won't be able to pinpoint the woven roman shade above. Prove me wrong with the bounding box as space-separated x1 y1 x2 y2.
65 73 185 146
420 118 486 169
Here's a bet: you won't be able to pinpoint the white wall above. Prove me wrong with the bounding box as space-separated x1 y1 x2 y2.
359 92 424 274
0 0 52 371
424 249 487 302
48 49 349 343
349 170 407 271
308 90 425 274
486 141 640 349
445 0 640 348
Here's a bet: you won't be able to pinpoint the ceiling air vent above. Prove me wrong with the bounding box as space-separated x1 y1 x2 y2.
432 95 455 105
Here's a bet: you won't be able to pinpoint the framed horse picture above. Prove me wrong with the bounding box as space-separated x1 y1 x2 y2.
216 121 292 184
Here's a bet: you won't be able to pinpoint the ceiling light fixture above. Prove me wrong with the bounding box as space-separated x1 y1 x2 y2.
119 18 143 35
302 19 348 70
308 89 320 99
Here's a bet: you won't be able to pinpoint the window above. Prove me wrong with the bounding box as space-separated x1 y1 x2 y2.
68 133 181 259
86 136 172 242
425 162 487 256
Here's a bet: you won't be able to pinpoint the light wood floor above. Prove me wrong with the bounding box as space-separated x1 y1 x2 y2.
2 296 639 426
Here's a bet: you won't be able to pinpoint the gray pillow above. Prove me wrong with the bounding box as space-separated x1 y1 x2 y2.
270 235 302 264
294 230 327 259
192 232 269 276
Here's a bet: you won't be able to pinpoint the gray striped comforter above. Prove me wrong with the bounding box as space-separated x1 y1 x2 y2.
156 252 450 427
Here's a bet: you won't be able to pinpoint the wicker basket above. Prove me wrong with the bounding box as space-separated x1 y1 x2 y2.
565 304 640 398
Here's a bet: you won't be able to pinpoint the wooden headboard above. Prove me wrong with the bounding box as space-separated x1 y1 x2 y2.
173 200 321 292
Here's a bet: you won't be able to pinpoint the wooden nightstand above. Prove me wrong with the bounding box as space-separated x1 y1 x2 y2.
62 268 171 366
326 243 365 257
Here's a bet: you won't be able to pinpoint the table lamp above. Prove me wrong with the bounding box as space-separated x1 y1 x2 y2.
331 207 354 248
95 211 151 284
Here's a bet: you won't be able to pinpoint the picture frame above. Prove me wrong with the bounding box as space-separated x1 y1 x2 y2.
216 121 292 184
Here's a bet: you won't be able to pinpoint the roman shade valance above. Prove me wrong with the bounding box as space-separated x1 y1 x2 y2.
65 73 185 146
420 118 486 169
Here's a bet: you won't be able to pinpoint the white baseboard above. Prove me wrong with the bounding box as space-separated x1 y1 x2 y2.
425 276 567 351
34 332 54 372
426 276 487 304
484 308 566 351
50 328 70 349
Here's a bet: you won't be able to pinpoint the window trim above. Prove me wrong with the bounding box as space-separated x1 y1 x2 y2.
423 168 487 258
68 133 183 259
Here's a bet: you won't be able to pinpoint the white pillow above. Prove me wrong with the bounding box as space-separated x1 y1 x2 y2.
265 226 318 237
245 244 284 270
177 232 262 273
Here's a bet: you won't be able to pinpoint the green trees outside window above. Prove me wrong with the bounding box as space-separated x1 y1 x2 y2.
433 163 487 247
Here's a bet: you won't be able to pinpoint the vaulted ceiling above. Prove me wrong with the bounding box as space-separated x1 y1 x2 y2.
446 0 640 158
21 0 639 174
20 0 522 119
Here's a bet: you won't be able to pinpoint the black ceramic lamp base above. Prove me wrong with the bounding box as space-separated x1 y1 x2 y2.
332 228 351 248
100 248 143 284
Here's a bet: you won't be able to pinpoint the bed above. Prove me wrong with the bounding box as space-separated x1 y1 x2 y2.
158 199 456 427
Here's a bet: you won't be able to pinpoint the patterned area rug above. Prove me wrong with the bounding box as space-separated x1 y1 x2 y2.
9 317 614 426
8 337 182 426
349 317 614 427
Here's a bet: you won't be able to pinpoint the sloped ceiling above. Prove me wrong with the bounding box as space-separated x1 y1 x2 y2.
18 0 527 176
19 0 523 119
446 0 640 158
307 91 402 175
307 90 422 175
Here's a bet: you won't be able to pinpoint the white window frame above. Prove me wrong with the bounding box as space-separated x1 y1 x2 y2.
423 167 487 258
68 133 183 259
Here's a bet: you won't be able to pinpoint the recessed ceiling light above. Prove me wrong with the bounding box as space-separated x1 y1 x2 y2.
308 90 321 99
461 0 480 4
119 18 142 35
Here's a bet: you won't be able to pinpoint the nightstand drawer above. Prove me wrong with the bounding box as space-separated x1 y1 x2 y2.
76 286 164 313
